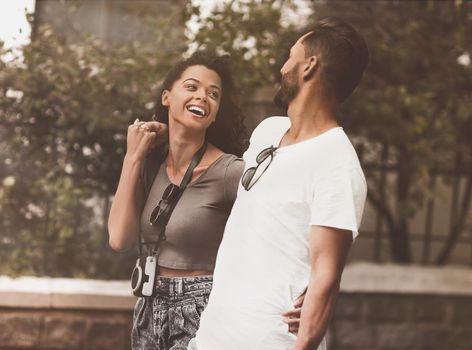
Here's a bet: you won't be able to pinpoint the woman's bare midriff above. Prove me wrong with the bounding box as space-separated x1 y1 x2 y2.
158 265 213 277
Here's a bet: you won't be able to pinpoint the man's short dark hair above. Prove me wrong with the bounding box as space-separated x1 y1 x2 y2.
302 18 368 104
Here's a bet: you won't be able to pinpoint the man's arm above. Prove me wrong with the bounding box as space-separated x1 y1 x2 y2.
294 225 353 350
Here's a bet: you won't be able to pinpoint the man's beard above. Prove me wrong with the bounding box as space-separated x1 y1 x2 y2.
273 64 300 110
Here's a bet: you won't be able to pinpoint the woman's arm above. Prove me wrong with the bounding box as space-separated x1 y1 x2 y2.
108 155 145 252
108 120 166 251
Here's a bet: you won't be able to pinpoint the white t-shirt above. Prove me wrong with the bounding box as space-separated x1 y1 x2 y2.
195 117 367 350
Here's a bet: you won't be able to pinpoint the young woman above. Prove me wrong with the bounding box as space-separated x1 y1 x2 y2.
108 51 246 350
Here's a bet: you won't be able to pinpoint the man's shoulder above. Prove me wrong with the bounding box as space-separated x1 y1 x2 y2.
250 116 289 141
315 129 363 171
257 116 290 130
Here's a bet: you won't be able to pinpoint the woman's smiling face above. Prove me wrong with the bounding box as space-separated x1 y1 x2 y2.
162 65 222 131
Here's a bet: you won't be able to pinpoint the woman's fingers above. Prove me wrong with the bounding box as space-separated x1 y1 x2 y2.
144 121 168 137
140 130 156 148
127 119 168 155
282 316 300 334
132 131 154 156
145 130 157 143
293 293 305 308
126 118 160 159
142 121 169 146
128 121 145 133
281 306 301 318
144 121 166 131
282 315 301 323
130 121 165 135
282 305 302 335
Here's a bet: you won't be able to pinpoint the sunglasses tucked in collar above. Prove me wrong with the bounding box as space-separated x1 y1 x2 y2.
241 145 278 191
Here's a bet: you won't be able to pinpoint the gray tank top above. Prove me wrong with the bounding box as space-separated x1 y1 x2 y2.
140 153 244 270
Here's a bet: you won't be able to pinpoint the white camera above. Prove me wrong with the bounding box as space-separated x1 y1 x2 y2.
130 255 158 297
142 256 157 296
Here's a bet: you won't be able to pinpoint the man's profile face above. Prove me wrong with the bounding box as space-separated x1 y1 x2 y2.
273 33 310 109
274 62 300 110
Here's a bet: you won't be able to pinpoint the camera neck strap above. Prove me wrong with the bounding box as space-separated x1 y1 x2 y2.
138 139 208 256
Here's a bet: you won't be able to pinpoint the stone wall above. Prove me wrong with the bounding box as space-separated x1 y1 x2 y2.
1 263 471 350
330 293 472 350
0 309 132 350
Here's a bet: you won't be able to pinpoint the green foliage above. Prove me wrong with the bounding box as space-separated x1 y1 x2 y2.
0 4 187 277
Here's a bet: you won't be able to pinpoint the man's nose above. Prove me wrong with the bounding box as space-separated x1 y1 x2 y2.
280 62 287 75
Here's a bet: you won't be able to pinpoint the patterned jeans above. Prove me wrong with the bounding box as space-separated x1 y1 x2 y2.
131 275 212 350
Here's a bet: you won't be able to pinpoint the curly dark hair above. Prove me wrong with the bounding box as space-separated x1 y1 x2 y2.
153 51 247 157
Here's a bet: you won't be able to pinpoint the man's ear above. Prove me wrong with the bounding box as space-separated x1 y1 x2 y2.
303 56 318 81
162 90 170 106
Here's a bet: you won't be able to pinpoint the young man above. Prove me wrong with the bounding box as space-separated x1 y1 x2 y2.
189 18 369 350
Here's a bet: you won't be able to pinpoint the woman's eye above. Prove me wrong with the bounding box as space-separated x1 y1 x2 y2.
186 84 197 90
209 91 220 99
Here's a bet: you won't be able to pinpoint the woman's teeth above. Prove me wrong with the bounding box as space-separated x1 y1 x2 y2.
187 105 206 117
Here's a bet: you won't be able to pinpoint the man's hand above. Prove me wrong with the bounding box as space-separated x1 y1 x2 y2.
282 291 306 334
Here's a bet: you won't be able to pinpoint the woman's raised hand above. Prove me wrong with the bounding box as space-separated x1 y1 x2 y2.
126 118 169 162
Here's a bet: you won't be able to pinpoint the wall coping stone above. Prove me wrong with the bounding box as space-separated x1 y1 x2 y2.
340 262 472 296
0 277 134 310
1 262 471 310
